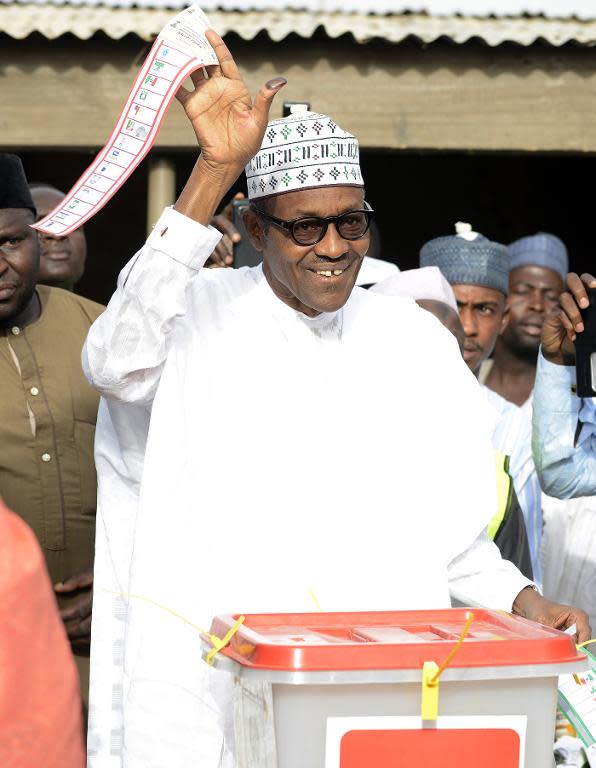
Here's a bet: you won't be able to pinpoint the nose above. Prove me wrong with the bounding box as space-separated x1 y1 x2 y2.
459 306 478 337
40 232 66 242
314 222 348 260
527 288 546 313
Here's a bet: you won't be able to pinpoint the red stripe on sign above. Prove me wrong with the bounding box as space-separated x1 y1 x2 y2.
339 728 520 767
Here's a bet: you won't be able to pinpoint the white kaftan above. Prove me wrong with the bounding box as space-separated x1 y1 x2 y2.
83 207 532 768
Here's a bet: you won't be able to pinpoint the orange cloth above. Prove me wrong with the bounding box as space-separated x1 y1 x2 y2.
0 498 84 768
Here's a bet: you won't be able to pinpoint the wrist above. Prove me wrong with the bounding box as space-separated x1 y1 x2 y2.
512 585 541 617
175 156 243 226
542 348 576 367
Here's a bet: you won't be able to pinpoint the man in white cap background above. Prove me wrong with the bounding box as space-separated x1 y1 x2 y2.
420 226 543 585
480 232 568 415
371 265 464 352
83 32 587 767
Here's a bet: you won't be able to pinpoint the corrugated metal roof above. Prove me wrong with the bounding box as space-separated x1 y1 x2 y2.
4 0 596 18
4 4 596 44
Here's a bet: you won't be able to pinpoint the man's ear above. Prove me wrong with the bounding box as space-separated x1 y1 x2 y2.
498 301 511 335
242 208 266 253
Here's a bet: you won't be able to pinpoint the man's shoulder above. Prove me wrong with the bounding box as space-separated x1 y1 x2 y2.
349 286 455 340
349 284 418 318
201 264 261 288
38 285 105 325
482 385 523 415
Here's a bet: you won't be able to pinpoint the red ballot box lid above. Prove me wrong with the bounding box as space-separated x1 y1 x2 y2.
209 609 585 672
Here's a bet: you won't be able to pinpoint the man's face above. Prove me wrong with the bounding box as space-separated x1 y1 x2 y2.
501 265 564 357
245 186 369 317
0 208 39 324
452 283 509 374
31 187 87 287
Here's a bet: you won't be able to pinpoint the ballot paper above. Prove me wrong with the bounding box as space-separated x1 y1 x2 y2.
32 5 217 236
558 646 596 764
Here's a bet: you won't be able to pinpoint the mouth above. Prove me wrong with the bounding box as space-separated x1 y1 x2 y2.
519 322 543 337
43 250 71 262
463 347 480 361
0 284 17 301
308 262 352 280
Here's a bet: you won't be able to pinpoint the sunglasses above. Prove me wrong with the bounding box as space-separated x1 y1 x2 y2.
251 202 374 246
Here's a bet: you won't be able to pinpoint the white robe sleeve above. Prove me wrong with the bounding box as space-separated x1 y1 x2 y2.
448 530 536 611
82 206 221 405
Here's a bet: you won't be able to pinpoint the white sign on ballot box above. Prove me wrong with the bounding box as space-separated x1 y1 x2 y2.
324 715 527 768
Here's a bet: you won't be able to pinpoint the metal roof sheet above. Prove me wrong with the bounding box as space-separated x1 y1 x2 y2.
3 0 596 18
4 4 596 44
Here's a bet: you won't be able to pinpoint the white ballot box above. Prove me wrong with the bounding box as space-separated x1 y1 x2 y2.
203 609 587 768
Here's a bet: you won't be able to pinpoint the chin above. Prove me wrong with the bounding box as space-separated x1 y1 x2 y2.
311 290 352 314
519 336 542 353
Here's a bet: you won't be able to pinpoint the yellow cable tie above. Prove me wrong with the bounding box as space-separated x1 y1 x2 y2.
577 638 596 650
205 615 246 666
103 589 245 666
421 661 440 721
421 611 474 722
431 611 474 683
308 588 323 612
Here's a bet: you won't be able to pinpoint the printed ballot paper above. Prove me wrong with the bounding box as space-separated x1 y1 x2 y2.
559 646 596 767
32 5 217 236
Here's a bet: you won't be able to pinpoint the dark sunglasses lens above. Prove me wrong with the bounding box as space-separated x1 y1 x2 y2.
292 218 325 245
338 212 369 240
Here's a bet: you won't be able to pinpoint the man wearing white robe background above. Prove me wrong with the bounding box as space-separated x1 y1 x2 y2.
83 31 589 767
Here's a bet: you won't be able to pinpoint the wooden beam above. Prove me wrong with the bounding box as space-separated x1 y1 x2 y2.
146 156 176 234
3 36 596 152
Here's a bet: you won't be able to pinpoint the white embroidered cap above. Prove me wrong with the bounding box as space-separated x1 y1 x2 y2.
245 111 363 200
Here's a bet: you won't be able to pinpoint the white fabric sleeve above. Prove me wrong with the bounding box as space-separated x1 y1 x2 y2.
82 206 221 405
532 350 596 498
448 530 536 611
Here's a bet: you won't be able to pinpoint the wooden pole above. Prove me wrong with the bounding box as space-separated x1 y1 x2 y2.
147 157 176 235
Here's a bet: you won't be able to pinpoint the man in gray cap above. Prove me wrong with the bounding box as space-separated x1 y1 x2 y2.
420 224 543 585
0 153 103 705
480 232 567 414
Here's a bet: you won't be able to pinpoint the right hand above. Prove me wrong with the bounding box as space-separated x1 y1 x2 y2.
208 192 245 267
175 30 286 174
542 271 596 365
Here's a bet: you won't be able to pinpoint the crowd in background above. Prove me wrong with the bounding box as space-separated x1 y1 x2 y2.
1 110 595 765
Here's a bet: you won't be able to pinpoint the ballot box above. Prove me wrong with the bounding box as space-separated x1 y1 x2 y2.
203 609 588 768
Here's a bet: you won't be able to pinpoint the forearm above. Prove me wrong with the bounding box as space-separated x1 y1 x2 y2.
83 206 221 404
175 155 243 225
532 350 593 498
448 530 535 611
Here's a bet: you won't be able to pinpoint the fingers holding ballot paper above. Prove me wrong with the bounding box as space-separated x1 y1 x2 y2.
175 30 287 172
31 6 281 237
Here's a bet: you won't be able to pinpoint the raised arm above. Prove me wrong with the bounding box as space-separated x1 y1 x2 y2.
83 30 286 404
533 271 596 498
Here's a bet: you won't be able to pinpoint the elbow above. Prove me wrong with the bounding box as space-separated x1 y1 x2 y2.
536 462 584 500
82 345 156 406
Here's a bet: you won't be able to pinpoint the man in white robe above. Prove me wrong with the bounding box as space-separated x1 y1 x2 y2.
83 31 589 768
